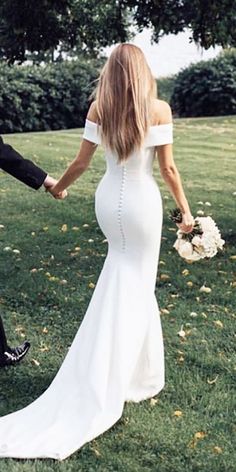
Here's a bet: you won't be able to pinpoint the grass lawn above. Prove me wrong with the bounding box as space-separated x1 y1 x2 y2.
0 116 235 472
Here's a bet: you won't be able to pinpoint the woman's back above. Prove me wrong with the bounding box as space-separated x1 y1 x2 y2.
83 118 173 179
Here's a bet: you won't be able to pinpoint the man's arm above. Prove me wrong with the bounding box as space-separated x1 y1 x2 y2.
0 136 47 189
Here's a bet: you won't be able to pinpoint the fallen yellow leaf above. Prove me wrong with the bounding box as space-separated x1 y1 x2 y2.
173 410 183 417
178 326 186 338
150 398 158 406
60 279 68 285
49 276 59 282
207 375 219 385
91 446 101 457
199 285 212 293
187 281 193 287
61 224 68 232
160 274 170 281
161 308 170 315
194 431 207 440
188 431 207 449
178 355 185 362
214 320 223 328
39 345 49 352
213 446 223 454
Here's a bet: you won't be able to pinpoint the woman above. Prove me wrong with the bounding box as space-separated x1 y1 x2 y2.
0 44 194 460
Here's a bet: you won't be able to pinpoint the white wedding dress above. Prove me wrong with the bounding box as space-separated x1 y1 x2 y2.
0 119 173 460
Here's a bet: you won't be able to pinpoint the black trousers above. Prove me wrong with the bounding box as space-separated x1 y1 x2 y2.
0 315 8 356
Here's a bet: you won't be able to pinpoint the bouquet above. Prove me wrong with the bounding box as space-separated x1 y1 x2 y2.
170 208 225 262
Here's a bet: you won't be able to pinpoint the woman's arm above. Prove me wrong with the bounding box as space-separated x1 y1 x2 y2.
155 101 194 233
50 140 97 196
157 144 194 232
51 103 98 197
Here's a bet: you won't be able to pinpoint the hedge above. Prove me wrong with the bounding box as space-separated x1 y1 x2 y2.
157 75 176 103
0 59 101 133
170 49 236 117
1 49 236 132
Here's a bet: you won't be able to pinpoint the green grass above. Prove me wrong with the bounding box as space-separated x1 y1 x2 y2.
0 116 235 472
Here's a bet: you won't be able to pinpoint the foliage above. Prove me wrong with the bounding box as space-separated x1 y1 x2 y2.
0 0 131 64
0 116 235 471
157 75 176 103
170 49 236 117
124 0 236 49
0 59 102 133
0 0 236 63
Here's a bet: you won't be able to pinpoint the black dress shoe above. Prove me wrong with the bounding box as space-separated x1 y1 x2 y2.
0 341 31 367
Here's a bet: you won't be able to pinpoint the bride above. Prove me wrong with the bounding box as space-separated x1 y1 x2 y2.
0 43 194 460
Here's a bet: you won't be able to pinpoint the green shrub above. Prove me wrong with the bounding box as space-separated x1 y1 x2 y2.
157 75 176 103
170 49 236 117
0 58 101 133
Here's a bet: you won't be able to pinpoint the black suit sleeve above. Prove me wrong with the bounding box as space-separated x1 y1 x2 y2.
0 136 47 190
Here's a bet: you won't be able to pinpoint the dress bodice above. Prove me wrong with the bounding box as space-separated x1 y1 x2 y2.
83 119 173 178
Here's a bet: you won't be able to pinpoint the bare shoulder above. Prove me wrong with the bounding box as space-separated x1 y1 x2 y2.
86 101 99 123
151 99 172 125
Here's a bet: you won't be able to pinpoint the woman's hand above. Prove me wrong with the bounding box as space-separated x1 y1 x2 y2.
177 212 195 233
47 185 68 199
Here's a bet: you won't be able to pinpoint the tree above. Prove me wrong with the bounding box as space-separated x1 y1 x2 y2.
0 0 236 64
123 0 236 49
0 0 131 63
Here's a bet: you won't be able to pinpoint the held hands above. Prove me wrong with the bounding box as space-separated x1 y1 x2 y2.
43 176 68 200
48 184 67 199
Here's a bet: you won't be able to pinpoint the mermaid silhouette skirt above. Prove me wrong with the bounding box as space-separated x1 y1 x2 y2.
0 120 173 460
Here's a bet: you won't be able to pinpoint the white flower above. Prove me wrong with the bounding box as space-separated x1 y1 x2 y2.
192 235 203 247
188 250 202 261
173 239 182 251
173 215 224 262
178 241 193 259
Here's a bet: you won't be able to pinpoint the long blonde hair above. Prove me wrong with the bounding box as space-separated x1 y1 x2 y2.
95 43 156 162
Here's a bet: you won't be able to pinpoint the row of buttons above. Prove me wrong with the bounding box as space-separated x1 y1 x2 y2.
117 166 126 252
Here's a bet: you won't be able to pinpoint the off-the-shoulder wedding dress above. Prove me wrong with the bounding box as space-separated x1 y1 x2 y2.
0 119 173 460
